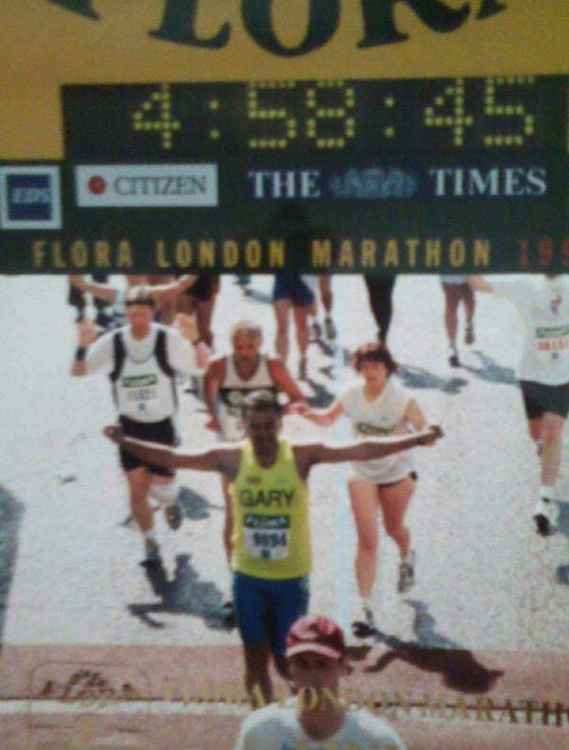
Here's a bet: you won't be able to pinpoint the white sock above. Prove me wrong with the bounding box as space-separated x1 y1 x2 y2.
144 530 157 542
149 481 180 508
540 485 553 502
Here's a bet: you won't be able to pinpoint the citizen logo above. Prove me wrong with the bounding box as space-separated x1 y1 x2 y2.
76 165 218 207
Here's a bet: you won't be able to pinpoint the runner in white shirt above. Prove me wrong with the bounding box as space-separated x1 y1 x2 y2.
71 286 209 565
292 343 436 636
470 274 569 535
233 614 407 750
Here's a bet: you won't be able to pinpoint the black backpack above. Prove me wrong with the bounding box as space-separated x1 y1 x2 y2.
109 328 175 383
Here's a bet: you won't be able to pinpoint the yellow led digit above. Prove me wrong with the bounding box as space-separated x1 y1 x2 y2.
305 80 355 149
131 83 180 151
248 81 296 149
483 77 536 147
423 78 473 147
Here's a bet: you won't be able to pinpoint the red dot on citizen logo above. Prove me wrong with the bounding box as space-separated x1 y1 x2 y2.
88 176 106 194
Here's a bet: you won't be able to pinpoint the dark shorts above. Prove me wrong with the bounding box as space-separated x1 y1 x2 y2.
232 572 310 657
181 274 220 302
118 415 176 476
520 380 569 420
272 274 315 307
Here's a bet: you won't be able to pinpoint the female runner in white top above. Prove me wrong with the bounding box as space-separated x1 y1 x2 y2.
293 342 434 635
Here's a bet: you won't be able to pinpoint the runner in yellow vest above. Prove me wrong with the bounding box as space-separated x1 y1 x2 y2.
104 394 442 705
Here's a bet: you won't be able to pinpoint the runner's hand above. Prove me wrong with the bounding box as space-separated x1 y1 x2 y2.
77 319 99 347
69 275 87 291
206 417 221 433
417 424 443 446
103 425 124 444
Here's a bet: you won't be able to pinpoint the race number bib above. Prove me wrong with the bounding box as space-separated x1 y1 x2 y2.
243 514 290 560
535 326 569 363
122 374 159 411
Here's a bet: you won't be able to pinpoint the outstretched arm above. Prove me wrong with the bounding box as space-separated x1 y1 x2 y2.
289 399 344 426
468 276 494 293
150 275 198 304
295 425 443 476
267 358 305 405
69 275 118 304
103 426 239 477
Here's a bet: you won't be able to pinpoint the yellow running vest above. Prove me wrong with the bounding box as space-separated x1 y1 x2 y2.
231 439 311 580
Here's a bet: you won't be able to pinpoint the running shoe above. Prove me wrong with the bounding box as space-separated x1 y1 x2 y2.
533 498 553 537
141 538 162 567
324 316 337 340
398 550 416 593
352 603 377 639
220 599 236 627
465 321 475 345
164 502 183 531
309 321 322 342
448 347 460 367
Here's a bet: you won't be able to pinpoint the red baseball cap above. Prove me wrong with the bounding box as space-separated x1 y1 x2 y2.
286 616 346 661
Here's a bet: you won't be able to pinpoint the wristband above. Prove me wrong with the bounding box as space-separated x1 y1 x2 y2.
75 346 87 361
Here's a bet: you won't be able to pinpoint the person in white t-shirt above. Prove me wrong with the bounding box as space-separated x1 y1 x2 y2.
70 286 209 565
470 274 569 535
233 614 407 750
292 343 437 636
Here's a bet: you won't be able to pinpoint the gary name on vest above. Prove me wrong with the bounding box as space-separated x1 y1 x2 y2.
71 285 209 566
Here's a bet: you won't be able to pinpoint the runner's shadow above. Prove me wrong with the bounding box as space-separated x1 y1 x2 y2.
398 364 468 395
554 501 569 584
0 485 25 650
460 350 517 385
242 287 273 305
119 486 223 529
128 553 231 632
305 377 336 409
177 486 224 520
361 600 504 694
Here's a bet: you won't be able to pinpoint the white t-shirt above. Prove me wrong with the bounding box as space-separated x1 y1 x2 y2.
218 354 277 441
339 377 414 484
491 275 569 385
84 323 199 421
234 703 407 750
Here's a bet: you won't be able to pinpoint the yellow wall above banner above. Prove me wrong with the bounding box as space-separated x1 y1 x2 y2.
2 0 568 158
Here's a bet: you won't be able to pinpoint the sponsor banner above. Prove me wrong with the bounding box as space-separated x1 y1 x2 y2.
0 165 61 229
245 163 549 201
75 164 218 207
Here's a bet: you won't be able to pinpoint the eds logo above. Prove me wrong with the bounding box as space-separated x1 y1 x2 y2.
0 166 62 229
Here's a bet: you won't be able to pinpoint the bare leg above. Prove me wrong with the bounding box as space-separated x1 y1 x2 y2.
126 468 153 533
243 643 274 707
348 479 381 599
378 477 415 559
274 299 291 362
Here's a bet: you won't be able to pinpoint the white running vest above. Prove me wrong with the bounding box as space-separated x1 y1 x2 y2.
218 355 277 441
113 327 177 423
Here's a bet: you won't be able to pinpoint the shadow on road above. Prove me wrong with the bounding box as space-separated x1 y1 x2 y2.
0 485 25 650
354 599 504 694
128 553 231 632
460 350 517 385
398 364 468 395
241 287 273 305
305 376 336 409
554 501 569 584
177 486 224 519
119 486 223 529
